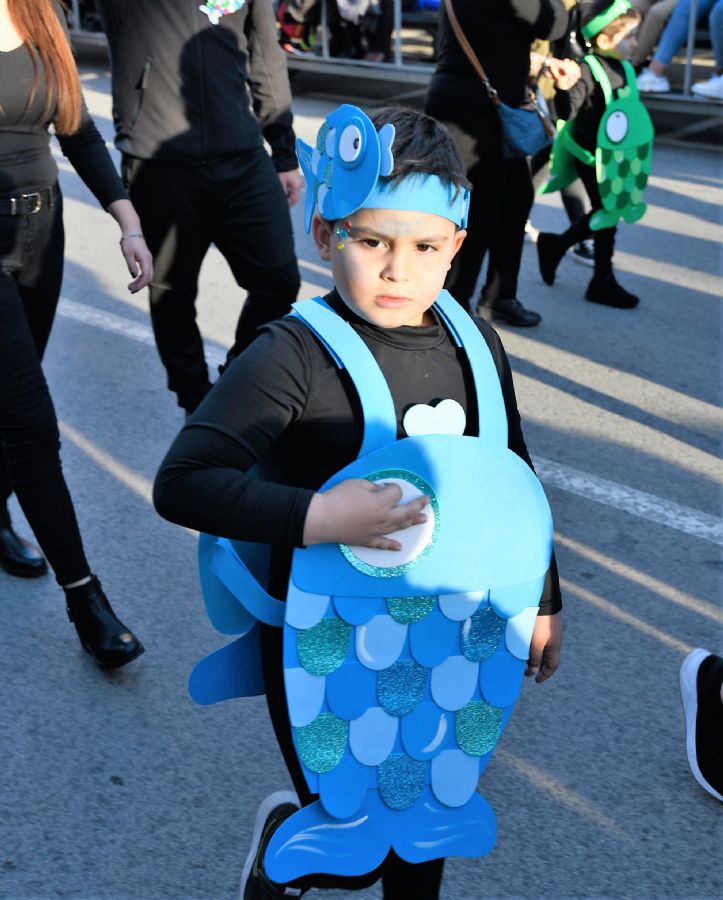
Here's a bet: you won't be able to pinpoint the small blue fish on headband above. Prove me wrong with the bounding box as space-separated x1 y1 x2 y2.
297 105 470 233
297 104 396 233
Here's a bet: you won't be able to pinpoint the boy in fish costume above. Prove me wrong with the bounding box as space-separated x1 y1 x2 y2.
537 0 654 309
154 106 563 899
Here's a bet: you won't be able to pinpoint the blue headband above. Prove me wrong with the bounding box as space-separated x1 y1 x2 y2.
296 104 470 232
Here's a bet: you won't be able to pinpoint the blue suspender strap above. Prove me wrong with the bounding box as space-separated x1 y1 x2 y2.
432 290 509 447
291 297 398 456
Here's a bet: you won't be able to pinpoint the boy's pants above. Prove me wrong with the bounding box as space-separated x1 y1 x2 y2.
554 161 616 277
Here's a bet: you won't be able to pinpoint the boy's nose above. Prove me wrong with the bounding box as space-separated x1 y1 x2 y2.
382 250 411 281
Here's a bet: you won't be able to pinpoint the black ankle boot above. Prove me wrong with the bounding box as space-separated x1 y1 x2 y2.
537 232 567 286
0 525 48 578
64 576 144 669
585 273 639 308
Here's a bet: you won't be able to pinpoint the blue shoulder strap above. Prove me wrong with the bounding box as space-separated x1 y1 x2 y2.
292 297 398 456
433 290 508 447
291 292 508 454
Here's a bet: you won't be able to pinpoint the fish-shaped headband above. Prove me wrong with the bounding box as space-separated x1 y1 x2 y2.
581 0 632 39
296 104 470 233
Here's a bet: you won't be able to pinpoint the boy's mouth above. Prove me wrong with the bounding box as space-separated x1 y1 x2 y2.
375 295 410 308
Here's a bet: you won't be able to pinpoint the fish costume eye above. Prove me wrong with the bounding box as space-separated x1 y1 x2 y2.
605 110 628 144
337 121 365 167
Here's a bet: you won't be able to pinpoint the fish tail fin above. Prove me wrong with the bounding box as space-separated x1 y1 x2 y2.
296 139 317 233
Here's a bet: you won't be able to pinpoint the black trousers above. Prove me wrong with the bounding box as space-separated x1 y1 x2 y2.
260 624 445 898
554 159 616 276
0 185 90 585
425 90 534 307
123 147 301 412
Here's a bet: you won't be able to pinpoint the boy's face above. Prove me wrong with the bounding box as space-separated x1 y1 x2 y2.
595 21 638 60
313 208 466 328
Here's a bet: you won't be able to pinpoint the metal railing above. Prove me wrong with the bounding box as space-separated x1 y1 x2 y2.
67 0 710 97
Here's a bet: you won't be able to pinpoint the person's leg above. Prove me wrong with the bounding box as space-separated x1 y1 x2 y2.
650 0 714 69
380 854 444 899
632 0 677 68
211 149 300 363
123 155 214 413
365 0 394 60
692 0 723 95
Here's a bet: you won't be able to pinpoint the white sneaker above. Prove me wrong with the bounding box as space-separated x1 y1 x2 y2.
691 73 723 101
524 220 539 243
636 67 670 93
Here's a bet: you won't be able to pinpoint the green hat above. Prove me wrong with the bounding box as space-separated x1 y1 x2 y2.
581 0 633 40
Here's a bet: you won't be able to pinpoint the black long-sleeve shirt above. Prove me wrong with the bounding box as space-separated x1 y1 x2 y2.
432 0 570 108
554 53 628 154
0 3 126 204
154 291 561 614
95 0 297 170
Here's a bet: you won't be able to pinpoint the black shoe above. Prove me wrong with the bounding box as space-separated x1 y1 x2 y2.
585 274 639 308
537 232 567 286
477 297 541 327
64 576 144 669
680 649 723 802
0 526 48 578
240 791 304 899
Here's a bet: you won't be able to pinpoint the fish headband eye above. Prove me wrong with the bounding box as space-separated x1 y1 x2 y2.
296 104 470 233
581 0 633 39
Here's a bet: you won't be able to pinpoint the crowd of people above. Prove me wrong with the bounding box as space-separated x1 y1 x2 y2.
1 1 720 899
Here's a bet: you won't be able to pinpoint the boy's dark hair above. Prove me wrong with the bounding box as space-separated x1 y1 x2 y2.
580 0 640 40
369 107 471 194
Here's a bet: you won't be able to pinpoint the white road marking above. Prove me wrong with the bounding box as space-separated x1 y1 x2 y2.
57 296 723 547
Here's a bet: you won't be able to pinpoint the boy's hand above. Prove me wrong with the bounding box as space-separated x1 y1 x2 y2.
549 58 581 91
302 479 429 550
525 612 562 684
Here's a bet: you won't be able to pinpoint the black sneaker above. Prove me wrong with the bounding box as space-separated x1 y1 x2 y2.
572 240 595 267
477 297 541 327
536 232 567 286
679 649 723 802
585 274 639 308
240 791 304 899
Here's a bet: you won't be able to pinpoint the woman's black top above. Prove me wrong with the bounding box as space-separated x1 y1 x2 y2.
0 6 126 204
154 291 562 614
432 0 570 108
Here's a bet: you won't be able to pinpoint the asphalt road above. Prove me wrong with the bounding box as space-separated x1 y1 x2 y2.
1 67 721 900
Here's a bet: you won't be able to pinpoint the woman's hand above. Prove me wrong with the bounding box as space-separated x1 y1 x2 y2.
119 234 153 293
525 612 562 683
107 198 154 292
302 478 429 550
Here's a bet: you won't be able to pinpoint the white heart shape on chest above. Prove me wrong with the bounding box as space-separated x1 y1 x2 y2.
402 399 466 437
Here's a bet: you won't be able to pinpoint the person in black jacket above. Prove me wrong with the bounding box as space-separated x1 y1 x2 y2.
96 0 302 414
426 0 570 327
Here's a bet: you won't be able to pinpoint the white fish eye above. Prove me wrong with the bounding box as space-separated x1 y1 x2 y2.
606 110 628 144
337 122 364 165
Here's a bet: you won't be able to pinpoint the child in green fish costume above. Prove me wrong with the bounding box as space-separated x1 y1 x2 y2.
536 0 654 309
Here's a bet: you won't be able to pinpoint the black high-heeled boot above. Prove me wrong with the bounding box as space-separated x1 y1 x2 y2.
64 576 144 669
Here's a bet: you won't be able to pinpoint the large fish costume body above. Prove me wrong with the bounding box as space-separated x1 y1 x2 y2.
191 106 554 883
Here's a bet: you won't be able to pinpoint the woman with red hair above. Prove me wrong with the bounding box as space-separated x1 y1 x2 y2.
0 0 151 668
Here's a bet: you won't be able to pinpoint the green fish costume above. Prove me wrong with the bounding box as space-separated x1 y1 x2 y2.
542 39 654 230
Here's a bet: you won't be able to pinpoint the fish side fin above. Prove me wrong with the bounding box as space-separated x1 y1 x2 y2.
296 139 317 233
188 627 264 705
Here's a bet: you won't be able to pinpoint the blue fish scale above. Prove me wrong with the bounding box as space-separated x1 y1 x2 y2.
290 592 524 814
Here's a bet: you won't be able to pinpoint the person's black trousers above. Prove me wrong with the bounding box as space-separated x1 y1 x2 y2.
123 147 301 412
553 159 616 275
425 88 534 308
0 185 91 585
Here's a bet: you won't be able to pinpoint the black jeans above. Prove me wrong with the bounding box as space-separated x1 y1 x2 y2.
426 87 534 307
260 624 445 899
554 159 616 277
123 147 301 412
0 185 91 585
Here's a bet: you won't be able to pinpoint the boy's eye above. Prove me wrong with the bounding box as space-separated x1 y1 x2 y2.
362 238 382 248
417 244 437 253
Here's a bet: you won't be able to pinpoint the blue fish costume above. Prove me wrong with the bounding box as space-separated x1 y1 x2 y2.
191 106 554 883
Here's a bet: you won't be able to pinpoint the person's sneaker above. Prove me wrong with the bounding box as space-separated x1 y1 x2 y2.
691 73 723 101
536 232 567 286
572 240 595 267
636 67 670 93
679 649 723 802
240 791 304 899
585 274 639 308
477 297 541 327
524 220 539 243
